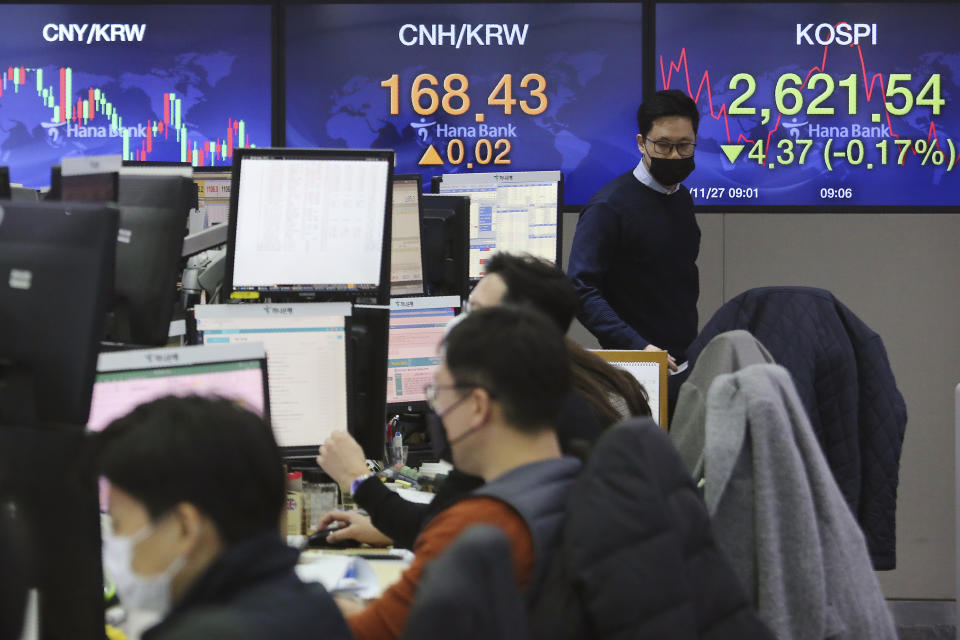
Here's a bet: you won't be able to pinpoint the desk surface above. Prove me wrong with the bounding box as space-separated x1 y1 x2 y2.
300 548 410 596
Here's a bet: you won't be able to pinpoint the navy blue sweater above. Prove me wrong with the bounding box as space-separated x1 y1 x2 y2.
568 171 700 360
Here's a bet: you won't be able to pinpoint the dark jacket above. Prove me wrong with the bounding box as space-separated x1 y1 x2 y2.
687 286 907 570
142 533 351 640
530 419 775 640
401 525 531 640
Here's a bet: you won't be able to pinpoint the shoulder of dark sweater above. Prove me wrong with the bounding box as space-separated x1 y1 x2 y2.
145 533 350 640
584 170 692 215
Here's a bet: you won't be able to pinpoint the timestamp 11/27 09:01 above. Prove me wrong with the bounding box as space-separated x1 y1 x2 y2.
689 187 759 199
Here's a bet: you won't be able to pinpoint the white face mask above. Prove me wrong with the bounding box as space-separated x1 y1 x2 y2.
102 521 186 617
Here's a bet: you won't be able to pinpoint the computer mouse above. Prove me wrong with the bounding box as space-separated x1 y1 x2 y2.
307 525 355 549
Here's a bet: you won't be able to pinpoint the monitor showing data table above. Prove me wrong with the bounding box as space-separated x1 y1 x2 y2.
391 174 425 297
226 148 393 303
436 170 562 279
193 302 350 454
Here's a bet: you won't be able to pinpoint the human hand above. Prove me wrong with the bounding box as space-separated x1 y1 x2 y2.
316 431 370 488
643 343 678 372
313 510 393 547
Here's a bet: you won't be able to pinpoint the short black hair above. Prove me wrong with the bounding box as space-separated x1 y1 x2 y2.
97 396 284 545
442 305 570 432
483 252 579 333
637 89 700 137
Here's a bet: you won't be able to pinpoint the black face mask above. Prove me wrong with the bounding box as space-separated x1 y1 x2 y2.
647 156 695 186
426 410 453 463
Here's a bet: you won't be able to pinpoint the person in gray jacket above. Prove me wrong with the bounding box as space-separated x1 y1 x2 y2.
704 364 896 640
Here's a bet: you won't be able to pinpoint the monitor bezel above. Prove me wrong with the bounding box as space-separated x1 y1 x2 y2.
225 147 394 305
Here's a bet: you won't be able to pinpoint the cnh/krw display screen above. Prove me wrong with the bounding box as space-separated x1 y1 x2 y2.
285 3 643 205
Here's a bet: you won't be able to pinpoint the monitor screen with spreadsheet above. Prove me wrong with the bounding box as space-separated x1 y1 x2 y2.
193 302 350 454
87 343 270 432
390 174 425 297
386 296 461 412
436 170 562 279
226 148 393 303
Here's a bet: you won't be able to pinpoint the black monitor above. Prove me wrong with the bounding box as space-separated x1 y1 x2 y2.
102 175 194 346
0 167 10 199
386 296 461 415
0 425 103 640
61 172 119 203
436 170 563 280
44 172 193 345
226 148 394 305
421 194 470 300
0 200 119 425
390 174 426 297
45 165 62 201
350 305 389 460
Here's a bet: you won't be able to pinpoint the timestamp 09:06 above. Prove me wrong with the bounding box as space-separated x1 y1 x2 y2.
689 187 759 200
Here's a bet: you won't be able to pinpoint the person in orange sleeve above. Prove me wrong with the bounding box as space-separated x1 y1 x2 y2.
340 305 582 640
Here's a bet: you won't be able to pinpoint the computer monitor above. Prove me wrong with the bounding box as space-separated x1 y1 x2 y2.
386 296 461 414
0 201 119 425
101 174 194 346
0 425 103 640
0 167 10 199
61 172 119 203
193 303 352 457
87 343 270 433
390 174 426 297
436 171 563 280
349 305 389 460
8 186 39 202
226 148 394 304
421 194 470 300
193 167 233 231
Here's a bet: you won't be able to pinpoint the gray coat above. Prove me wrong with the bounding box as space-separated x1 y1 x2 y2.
704 364 896 640
670 330 776 480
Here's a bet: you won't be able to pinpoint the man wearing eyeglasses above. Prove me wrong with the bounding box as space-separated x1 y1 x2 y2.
342 306 580 640
568 89 702 372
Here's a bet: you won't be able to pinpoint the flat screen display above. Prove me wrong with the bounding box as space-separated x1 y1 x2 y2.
0 4 271 187
285 3 643 205
656 2 960 207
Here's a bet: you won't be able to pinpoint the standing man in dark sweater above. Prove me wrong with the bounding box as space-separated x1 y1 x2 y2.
568 89 701 370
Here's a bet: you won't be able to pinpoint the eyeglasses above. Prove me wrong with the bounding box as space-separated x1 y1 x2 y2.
643 138 697 158
424 383 493 413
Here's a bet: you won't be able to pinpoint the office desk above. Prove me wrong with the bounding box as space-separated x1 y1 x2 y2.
299 548 411 597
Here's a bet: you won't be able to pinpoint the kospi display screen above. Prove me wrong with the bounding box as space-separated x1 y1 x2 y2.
0 5 271 187
656 3 960 207
285 3 643 205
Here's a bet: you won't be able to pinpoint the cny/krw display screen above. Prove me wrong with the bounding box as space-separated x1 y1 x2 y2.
0 4 271 187
285 3 643 205
656 3 959 207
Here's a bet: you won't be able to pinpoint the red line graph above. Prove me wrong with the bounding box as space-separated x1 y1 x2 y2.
659 41 950 162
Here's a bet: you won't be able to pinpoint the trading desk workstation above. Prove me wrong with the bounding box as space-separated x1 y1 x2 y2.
0 144 579 639
2 1 952 636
